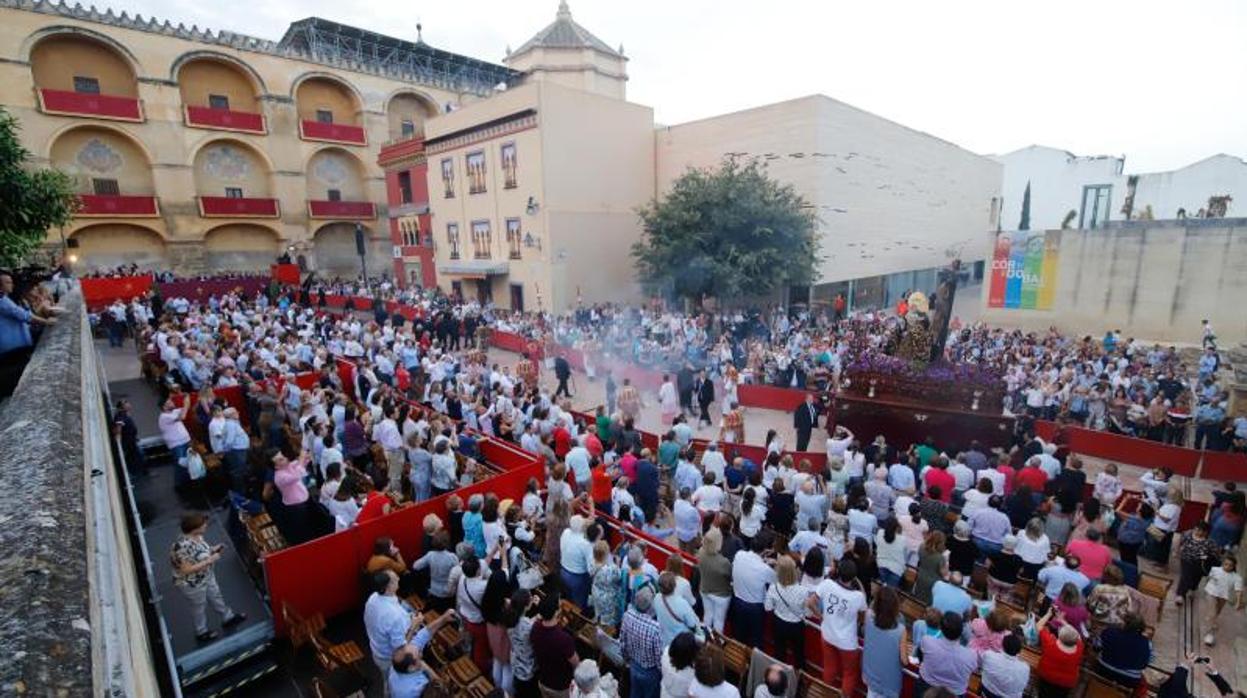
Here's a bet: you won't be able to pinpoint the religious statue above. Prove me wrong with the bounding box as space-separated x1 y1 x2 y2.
895 291 933 367
928 259 961 362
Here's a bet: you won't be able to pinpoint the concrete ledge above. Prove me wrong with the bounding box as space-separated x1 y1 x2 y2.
0 289 92 695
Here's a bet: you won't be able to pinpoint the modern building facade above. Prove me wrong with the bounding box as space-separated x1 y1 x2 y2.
993 145 1247 232
0 0 517 277
655 96 1003 309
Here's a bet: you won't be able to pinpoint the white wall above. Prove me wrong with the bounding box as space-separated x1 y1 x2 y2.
993 147 1247 230
991 146 1124 231
979 220 1247 344
656 95 1001 285
1131 155 1247 220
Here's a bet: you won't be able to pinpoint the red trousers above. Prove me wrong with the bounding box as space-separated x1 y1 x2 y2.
822 641 862 697
465 619 490 674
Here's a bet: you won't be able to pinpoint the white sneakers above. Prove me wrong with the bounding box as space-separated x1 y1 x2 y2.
1204 632 1216 646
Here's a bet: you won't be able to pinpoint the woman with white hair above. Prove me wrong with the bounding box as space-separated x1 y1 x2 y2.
570 658 618 697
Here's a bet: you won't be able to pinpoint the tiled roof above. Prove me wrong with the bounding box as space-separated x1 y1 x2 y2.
511 1 622 58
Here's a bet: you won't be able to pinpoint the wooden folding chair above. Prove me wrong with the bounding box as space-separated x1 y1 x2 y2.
899 593 926 624
901 567 917 592
1138 572 1172 622
1083 672 1132 697
442 655 483 688
800 671 841 698
720 636 751 685
309 632 367 669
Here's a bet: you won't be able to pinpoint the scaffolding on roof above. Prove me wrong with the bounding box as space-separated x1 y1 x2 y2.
279 17 521 97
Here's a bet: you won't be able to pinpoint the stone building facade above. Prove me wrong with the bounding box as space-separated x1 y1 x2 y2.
0 0 516 276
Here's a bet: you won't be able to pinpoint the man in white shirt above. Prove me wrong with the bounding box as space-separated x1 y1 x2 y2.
947 455 975 495
207 406 227 454
730 536 775 648
565 438 592 494
888 460 917 494
364 570 420 678
826 425 853 461
789 519 831 557
159 397 192 485
692 473 725 517
809 561 867 696
373 405 405 492
218 408 251 492
673 488 701 552
700 443 727 484
1036 443 1061 480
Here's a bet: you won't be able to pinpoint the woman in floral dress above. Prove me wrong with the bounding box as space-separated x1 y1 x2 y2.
588 540 623 629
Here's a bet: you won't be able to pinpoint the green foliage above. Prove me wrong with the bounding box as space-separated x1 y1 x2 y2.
0 107 79 267
1018 181 1032 231
631 158 819 305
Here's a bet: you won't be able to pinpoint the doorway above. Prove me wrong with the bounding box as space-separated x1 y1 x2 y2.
509 283 524 312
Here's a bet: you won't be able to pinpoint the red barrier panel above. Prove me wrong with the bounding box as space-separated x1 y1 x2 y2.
265 520 361 635
1034 421 1058 441
1178 500 1210 533
1031 423 1202 477
1199 451 1247 483
266 457 542 634
490 330 534 357
271 264 300 285
1071 428 1201 477
81 274 153 308
737 383 810 412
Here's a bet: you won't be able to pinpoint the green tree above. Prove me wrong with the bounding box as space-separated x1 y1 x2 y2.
1018 181 1031 231
0 107 79 267
632 158 819 306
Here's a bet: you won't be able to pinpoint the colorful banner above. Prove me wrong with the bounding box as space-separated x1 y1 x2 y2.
988 230 1060 310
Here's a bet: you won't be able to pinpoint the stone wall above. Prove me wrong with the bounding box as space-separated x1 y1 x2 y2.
0 289 160 695
979 219 1247 344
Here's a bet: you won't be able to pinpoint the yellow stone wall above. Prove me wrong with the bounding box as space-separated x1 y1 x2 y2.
0 5 456 275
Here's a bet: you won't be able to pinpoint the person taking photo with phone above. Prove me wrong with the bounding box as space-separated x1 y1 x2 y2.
170 512 246 642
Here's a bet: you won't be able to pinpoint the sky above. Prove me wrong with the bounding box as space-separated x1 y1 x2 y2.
110 0 1246 172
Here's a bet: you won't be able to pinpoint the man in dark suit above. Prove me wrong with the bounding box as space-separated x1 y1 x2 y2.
554 355 573 398
677 363 695 417
793 393 820 451
694 370 715 427
631 450 660 522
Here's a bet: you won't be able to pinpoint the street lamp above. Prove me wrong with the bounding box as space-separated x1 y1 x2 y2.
354 222 368 283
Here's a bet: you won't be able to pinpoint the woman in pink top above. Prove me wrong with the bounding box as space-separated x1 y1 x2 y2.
271 450 313 545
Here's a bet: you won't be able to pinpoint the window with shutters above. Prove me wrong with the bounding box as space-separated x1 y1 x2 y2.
471 220 492 259
447 223 460 260
208 94 230 110
91 178 119 196
225 187 243 198
398 171 413 204
73 76 100 94
506 218 522 259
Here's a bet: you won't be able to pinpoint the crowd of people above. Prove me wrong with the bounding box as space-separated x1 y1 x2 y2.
121 282 1246 698
309 278 1242 453
0 269 65 397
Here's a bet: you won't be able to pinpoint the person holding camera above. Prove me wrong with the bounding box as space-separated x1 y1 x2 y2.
170 512 246 643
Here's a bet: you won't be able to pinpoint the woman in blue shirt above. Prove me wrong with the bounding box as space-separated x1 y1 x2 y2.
862 587 905 698
1114 498 1153 566
653 572 700 647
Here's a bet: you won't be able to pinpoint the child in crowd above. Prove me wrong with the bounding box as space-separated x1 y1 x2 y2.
1202 555 1244 647
1094 462 1123 510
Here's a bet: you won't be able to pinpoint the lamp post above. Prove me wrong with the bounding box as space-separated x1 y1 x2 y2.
354 222 368 284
